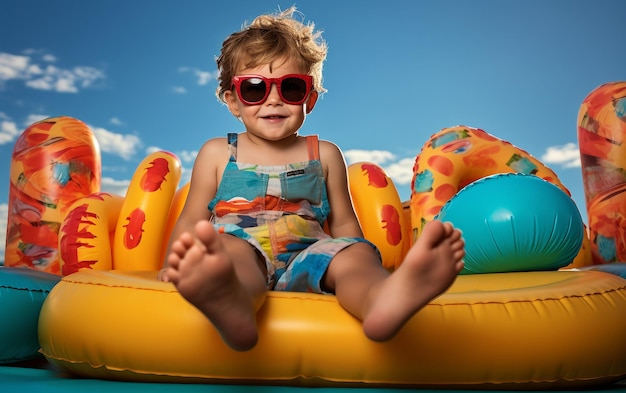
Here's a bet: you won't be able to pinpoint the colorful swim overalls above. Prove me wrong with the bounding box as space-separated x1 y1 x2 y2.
208 133 378 293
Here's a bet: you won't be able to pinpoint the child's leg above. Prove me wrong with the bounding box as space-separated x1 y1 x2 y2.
325 220 465 342
164 220 268 351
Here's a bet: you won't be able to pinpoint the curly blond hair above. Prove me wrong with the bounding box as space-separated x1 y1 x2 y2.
215 7 327 103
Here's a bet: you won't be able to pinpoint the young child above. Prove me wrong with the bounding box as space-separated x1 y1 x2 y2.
161 7 465 351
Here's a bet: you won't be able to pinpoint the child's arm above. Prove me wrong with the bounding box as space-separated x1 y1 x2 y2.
162 138 228 268
320 140 365 239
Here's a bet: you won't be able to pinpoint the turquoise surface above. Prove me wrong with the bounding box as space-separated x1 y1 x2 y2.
0 267 61 363
2 366 626 393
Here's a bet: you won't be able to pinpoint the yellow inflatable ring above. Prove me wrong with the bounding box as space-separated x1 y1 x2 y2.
39 269 626 388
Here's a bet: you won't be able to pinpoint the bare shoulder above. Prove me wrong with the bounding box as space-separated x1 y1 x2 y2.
199 137 228 155
317 139 348 181
318 139 345 164
186 137 229 188
195 137 228 165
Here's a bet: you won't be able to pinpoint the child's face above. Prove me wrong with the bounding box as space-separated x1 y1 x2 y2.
224 58 318 144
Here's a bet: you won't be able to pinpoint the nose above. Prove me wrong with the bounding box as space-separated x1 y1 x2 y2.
265 82 282 105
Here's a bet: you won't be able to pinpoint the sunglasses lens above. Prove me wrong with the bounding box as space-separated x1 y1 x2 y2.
240 77 267 103
280 77 308 103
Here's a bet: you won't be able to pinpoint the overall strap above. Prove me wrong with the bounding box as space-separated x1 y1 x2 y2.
306 135 320 161
227 133 238 162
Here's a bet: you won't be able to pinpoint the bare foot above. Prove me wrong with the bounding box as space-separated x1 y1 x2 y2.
362 220 465 341
164 220 260 351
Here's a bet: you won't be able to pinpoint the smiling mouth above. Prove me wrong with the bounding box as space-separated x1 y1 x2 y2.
263 115 286 119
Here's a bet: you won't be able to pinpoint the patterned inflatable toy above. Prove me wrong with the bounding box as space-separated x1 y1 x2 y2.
4 117 101 274
410 125 590 272
411 125 569 238
578 81 626 264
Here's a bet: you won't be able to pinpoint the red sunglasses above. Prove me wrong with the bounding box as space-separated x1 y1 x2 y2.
231 74 314 105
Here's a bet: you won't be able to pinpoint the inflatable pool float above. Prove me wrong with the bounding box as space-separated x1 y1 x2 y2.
38 269 626 388
3 92 626 389
35 124 625 388
0 267 60 364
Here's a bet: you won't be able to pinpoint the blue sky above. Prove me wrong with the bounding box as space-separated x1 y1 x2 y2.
1 0 625 265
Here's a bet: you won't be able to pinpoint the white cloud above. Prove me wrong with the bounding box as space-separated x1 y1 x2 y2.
179 150 198 163
541 142 581 168
195 70 214 86
0 53 29 80
25 77 56 91
25 114 49 125
0 203 6 265
345 149 416 186
380 157 416 185
178 66 217 86
90 125 142 160
145 146 162 155
344 149 396 165
172 86 187 94
110 117 124 126
0 51 105 93
0 113 19 144
42 54 57 62
100 177 131 197
0 112 49 145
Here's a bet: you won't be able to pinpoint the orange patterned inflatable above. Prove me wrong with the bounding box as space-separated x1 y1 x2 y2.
4 117 101 274
578 81 626 264
410 125 569 241
348 162 411 269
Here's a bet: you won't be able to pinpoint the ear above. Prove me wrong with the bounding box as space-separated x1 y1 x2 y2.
305 91 318 114
223 90 241 118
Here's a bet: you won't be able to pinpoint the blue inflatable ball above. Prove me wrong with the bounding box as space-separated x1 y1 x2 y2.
436 173 584 274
